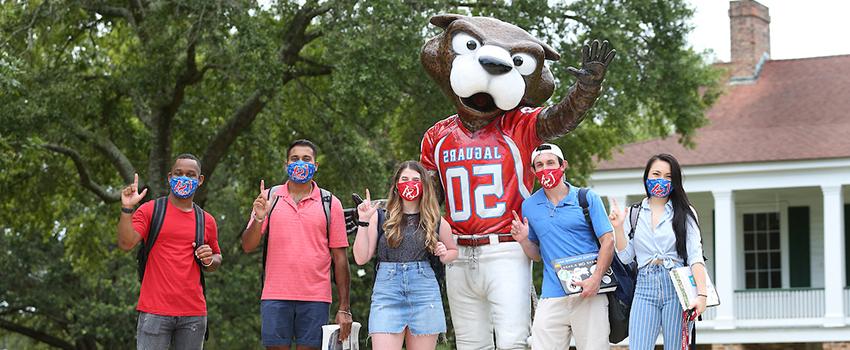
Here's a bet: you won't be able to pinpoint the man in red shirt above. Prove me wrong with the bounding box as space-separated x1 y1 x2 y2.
241 139 352 350
117 153 222 350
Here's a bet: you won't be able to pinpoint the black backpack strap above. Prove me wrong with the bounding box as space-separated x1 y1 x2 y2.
578 188 597 247
138 196 168 282
319 188 333 241
429 219 446 284
628 202 642 240
261 186 282 289
318 188 336 285
192 203 210 341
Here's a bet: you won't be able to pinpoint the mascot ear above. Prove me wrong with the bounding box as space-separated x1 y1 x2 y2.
430 14 465 30
540 41 561 61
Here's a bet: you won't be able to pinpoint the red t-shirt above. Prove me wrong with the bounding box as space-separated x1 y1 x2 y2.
420 107 543 235
132 198 220 316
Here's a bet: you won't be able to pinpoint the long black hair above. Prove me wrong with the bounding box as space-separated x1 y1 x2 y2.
642 153 699 263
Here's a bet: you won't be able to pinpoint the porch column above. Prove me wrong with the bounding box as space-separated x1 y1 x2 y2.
713 190 736 328
822 185 846 327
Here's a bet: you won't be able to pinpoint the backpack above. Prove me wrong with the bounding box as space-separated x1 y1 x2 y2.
136 196 209 340
374 208 446 284
260 185 334 288
577 188 636 344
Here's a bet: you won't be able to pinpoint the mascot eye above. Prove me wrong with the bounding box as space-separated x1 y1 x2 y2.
451 33 480 55
511 53 537 75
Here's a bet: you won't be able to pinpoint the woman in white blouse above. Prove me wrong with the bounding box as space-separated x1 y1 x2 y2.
609 153 708 350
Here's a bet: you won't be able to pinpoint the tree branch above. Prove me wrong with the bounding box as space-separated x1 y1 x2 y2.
43 144 121 203
447 0 509 9
147 28 209 196
295 58 333 77
68 125 136 184
80 2 135 25
195 89 269 204
193 1 338 204
0 318 75 350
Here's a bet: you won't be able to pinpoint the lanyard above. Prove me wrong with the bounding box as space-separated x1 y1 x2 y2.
681 309 697 350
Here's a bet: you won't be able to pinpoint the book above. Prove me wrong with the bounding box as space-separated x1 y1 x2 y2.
668 266 720 311
321 322 362 350
551 253 617 295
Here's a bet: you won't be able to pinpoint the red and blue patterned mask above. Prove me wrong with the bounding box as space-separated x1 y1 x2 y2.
169 176 199 199
287 160 316 184
646 178 672 198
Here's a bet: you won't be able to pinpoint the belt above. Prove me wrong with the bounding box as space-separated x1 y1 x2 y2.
455 234 515 247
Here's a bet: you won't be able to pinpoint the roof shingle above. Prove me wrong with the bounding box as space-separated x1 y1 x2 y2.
596 55 850 170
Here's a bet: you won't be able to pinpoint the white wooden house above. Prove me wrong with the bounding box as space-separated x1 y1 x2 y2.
589 0 850 346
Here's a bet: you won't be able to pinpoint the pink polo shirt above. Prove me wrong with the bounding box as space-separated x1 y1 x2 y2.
246 182 348 302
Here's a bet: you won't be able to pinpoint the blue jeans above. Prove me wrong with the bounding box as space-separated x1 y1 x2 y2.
136 312 206 350
628 264 693 350
369 261 446 335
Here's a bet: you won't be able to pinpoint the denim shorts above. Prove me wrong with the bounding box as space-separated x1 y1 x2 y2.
261 300 329 348
369 261 446 335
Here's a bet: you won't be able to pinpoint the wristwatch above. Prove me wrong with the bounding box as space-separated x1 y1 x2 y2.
121 207 134 214
356 220 369 227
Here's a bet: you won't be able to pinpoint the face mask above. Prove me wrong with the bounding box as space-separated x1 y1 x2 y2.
397 181 423 201
535 168 564 189
646 178 673 198
169 176 199 199
287 160 316 184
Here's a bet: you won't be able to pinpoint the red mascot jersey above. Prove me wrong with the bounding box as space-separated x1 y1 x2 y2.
420 107 544 235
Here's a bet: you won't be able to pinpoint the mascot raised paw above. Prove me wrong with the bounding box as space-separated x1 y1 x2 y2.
418 14 614 350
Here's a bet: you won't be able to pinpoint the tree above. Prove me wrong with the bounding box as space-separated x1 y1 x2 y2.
1 0 720 348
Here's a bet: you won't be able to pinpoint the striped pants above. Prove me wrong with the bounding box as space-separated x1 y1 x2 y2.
628 264 693 350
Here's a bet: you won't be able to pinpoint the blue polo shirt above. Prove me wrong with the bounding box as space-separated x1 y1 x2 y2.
523 183 613 298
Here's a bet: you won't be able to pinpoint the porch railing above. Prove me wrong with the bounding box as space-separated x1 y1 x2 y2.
734 288 824 319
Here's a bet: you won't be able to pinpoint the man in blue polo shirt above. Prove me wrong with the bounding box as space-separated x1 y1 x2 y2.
510 143 615 349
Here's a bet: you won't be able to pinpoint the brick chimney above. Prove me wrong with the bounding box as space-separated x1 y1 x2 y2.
729 0 770 80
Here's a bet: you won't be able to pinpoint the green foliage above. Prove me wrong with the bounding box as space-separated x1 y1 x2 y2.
1 0 720 348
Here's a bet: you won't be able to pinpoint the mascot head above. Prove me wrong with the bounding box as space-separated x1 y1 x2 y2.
421 14 560 124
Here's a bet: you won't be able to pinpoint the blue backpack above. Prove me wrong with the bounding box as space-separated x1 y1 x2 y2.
577 188 638 344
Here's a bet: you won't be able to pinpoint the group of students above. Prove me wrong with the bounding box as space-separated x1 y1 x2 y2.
116 138 709 350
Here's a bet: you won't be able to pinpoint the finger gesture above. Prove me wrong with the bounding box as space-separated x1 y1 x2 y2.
253 180 269 219
510 210 530 243
608 197 627 229
121 173 148 208
567 39 616 88
356 188 378 221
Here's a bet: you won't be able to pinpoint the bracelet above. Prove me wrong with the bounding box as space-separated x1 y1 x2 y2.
201 258 213 267
252 212 265 222
337 310 352 316
356 220 369 227
121 207 135 214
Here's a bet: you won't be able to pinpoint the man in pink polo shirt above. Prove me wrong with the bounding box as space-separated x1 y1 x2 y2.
241 139 352 350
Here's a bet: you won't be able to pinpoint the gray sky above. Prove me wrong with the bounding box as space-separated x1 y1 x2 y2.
688 0 850 62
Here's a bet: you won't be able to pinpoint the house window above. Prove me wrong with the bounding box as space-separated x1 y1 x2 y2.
743 212 781 289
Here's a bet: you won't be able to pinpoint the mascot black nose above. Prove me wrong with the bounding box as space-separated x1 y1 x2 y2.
479 56 512 75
